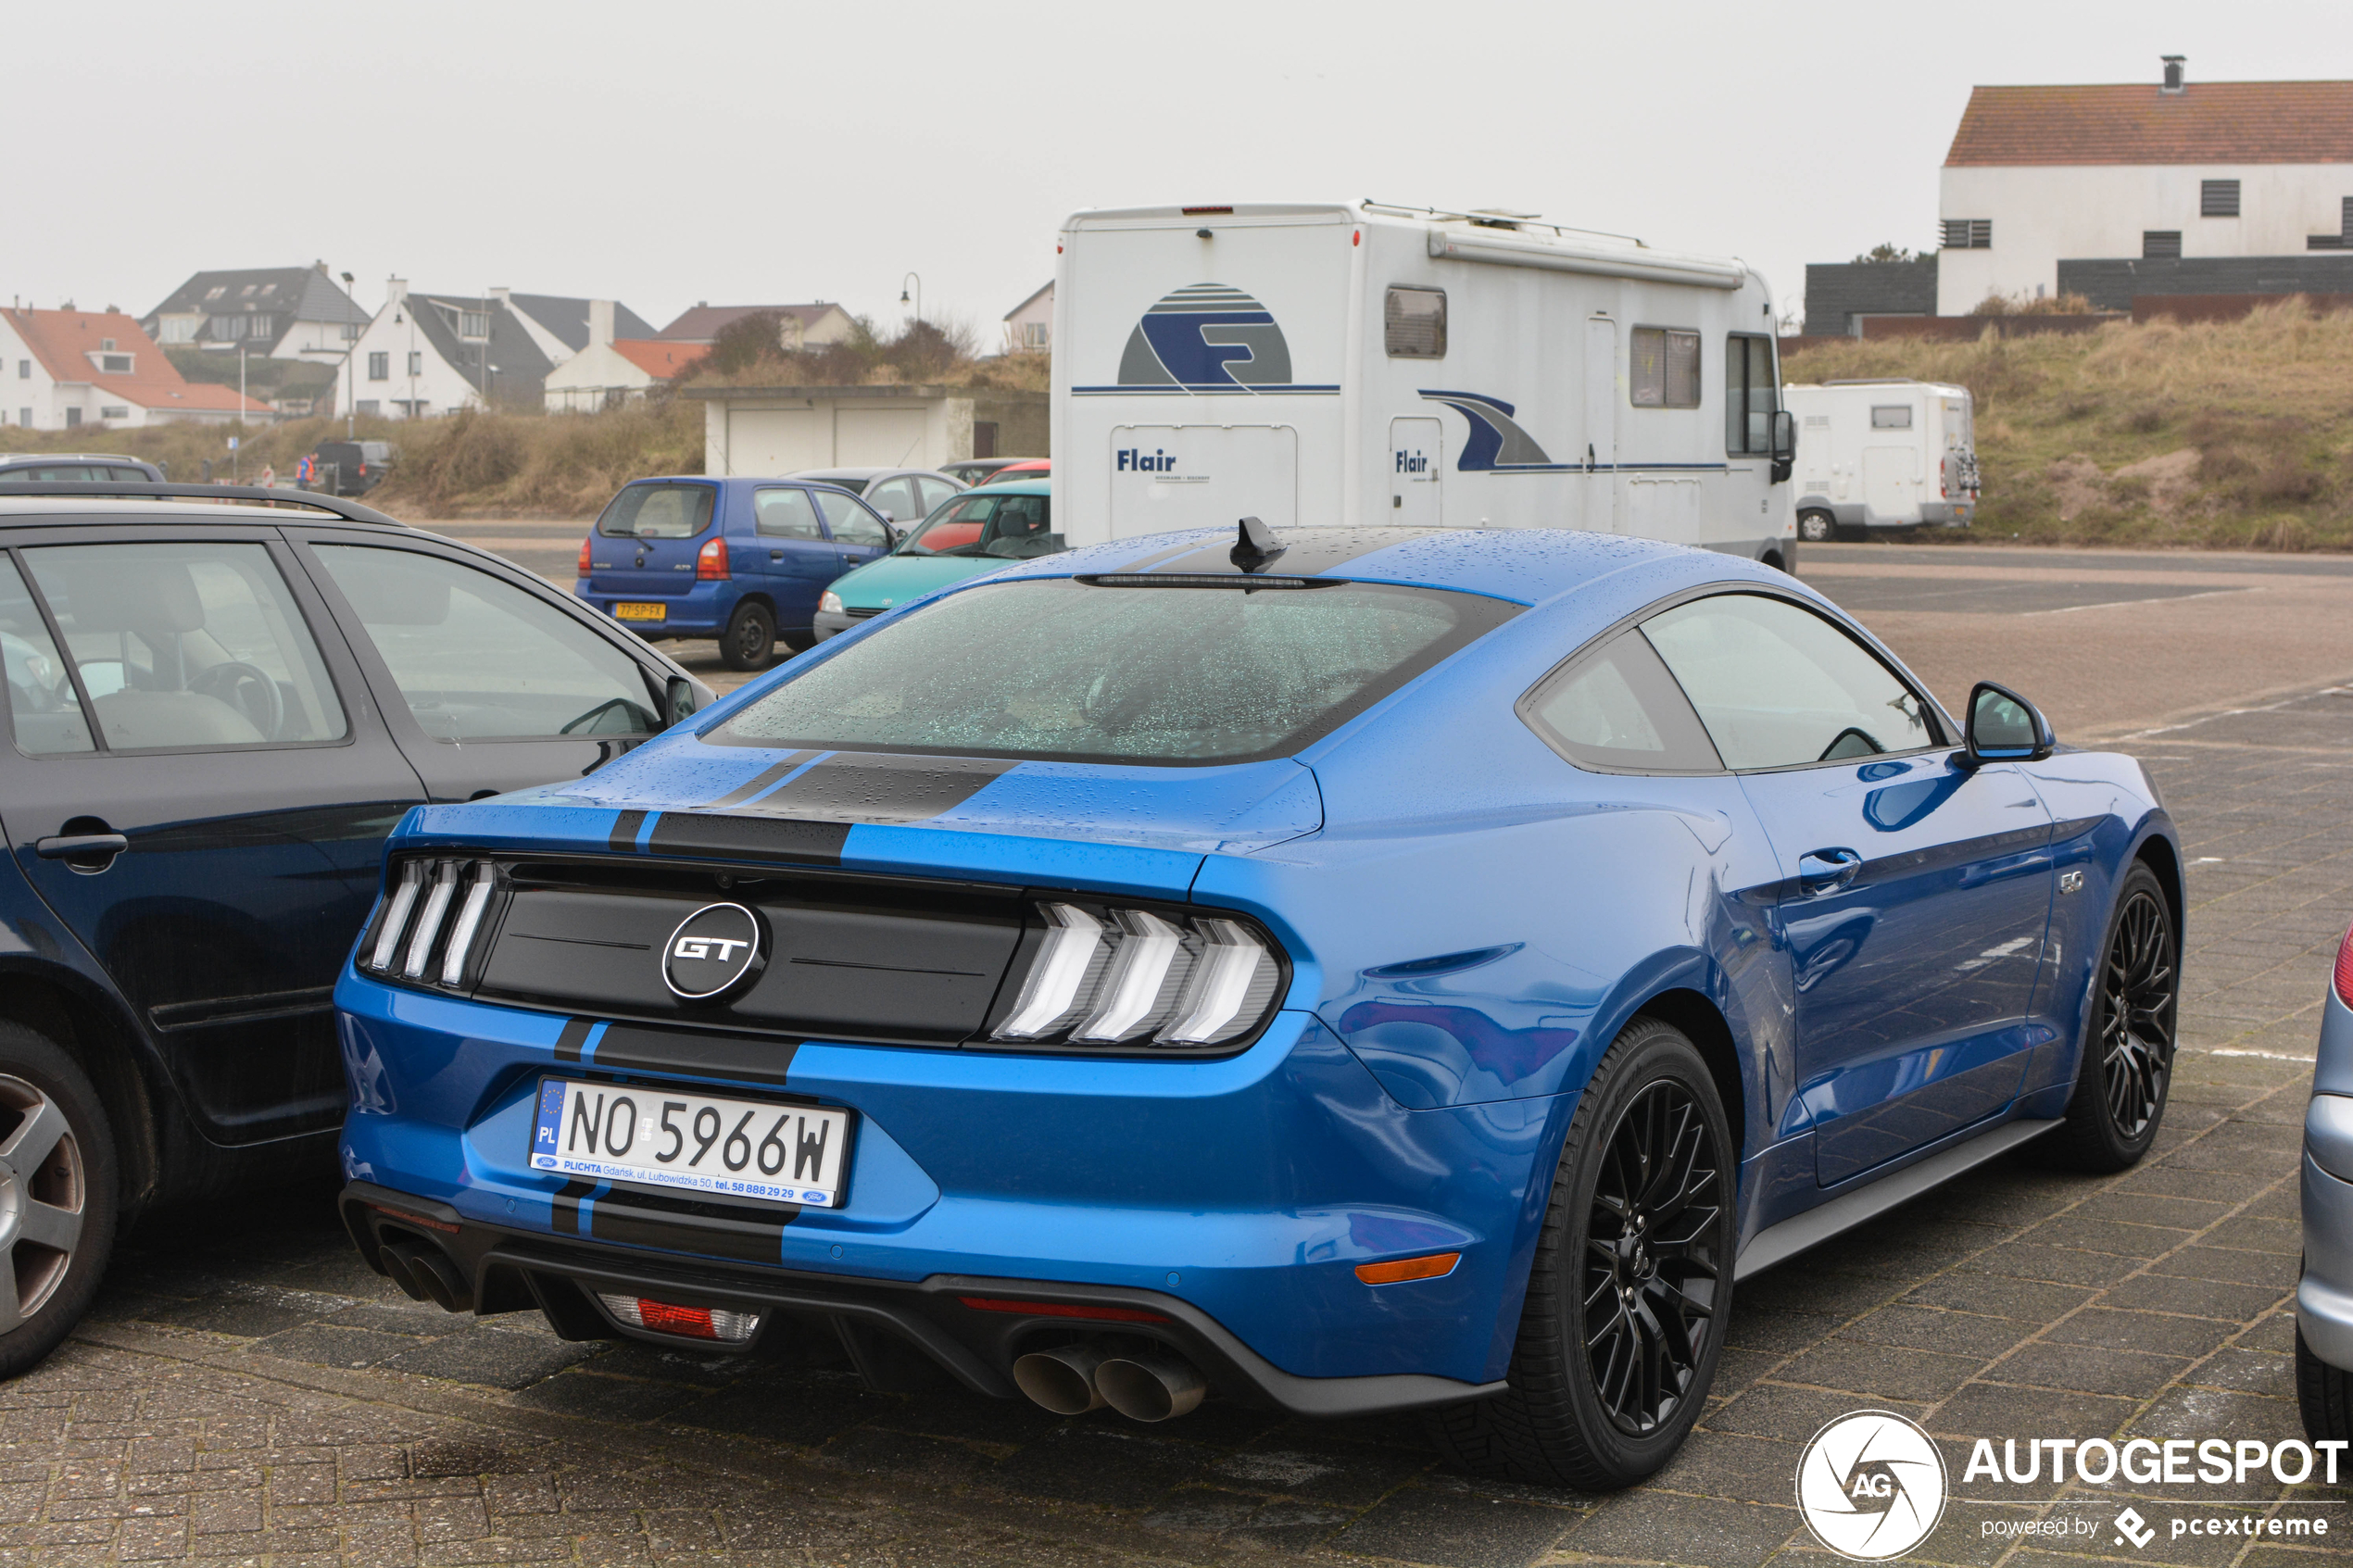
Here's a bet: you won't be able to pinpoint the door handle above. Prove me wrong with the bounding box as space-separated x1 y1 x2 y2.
36 832 129 871
1797 847 1863 894
770 551 784 561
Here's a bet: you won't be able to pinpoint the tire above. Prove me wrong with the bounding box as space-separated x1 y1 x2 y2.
2046 861 2177 1173
1797 509 1836 543
780 628 817 654
0 1023 117 1379
1425 1017 1736 1489
720 601 777 672
2298 1323 2353 1442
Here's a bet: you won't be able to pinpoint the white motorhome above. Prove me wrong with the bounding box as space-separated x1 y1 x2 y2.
1051 202 1798 567
1784 380 1979 541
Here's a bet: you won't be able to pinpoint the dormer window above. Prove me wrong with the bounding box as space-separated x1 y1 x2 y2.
99 354 132 373
459 311 491 339
249 316 271 339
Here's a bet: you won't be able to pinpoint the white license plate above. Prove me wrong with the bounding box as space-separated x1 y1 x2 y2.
529 1078 850 1208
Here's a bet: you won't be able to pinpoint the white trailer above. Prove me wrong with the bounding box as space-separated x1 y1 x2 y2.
1784 379 1979 541
1051 202 1798 566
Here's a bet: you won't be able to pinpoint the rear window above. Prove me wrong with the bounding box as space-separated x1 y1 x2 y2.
711 577 1516 765
598 483 714 539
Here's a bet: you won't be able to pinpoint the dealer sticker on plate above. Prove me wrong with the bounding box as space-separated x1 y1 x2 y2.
531 1078 849 1207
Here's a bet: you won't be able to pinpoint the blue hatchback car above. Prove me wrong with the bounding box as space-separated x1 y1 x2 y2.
575 477 897 671
338 523 2181 1487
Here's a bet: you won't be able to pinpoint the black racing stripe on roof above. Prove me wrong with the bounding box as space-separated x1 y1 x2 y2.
743 753 1017 825
646 813 850 867
699 752 820 809
592 1025 801 1089
1143 527 1448 579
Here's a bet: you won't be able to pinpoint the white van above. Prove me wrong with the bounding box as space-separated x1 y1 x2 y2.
1783 380 1978 541
1051 202 1798 567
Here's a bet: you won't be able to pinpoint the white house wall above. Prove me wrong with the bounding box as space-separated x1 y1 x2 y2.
345 306 483 419
543 344 658 412
1938 162 2353 312
0 320 54 430
705 396 956 475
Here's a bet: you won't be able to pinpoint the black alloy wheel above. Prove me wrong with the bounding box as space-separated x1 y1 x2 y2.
1425 1016 1734 1489
2050 861 2178 1171
1583 1080 1725 1436
720 600 777 672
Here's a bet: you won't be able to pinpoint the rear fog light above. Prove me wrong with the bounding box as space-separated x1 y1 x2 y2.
2335 921 2353 1009
598 1293 761 1342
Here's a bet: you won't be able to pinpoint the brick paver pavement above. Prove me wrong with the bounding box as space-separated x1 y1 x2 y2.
13 570 2353 1564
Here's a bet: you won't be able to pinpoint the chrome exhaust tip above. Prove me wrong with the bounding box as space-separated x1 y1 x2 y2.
1012 1342 1111 1414
1095 1349 1207 1423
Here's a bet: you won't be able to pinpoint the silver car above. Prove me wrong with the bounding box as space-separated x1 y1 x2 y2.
787 467 962 528
2298 924 2353 1438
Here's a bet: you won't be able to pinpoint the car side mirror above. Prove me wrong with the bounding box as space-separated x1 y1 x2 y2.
1769 408 1796 483
663 675 699 728
1961 681 2053 766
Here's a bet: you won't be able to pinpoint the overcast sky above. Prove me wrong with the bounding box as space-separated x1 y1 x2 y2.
9 0 2348 339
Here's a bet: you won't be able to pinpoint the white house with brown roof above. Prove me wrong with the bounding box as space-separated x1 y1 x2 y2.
652 303 855 350
1938 58 2353 313
0 308 271 431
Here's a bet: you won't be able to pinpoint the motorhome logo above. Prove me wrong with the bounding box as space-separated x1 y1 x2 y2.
1416 390 1562 471
1084 283 1333 395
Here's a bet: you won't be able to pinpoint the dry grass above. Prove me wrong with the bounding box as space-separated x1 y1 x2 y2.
1784 300 2353 549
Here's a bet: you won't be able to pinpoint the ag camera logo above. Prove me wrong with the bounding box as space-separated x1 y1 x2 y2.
662 902 765 1001
1797 1411 1948 1561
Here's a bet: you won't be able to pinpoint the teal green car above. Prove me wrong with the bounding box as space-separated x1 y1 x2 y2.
812 480 1058 641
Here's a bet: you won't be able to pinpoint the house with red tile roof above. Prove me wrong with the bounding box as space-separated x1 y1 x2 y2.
1936 58 2353 314
543 303 709 411
0 308 272 432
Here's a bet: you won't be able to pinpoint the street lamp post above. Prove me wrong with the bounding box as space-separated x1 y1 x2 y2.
342 270 357 438
236 342 246 482
900 272 922 328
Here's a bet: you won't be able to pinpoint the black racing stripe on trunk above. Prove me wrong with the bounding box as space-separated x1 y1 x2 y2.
588 1189 797 1259
553 1018 594 1064
743 752 1017 825
590 1025 801 1088
1141 526 1447 580
609 809 648 853
700 752 820 809
646 814 850 866
551 1178 596 1236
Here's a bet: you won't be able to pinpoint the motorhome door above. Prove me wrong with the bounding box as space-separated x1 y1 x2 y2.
1389 418 1441 525
1582 318 1620 532
1106 425 1297 538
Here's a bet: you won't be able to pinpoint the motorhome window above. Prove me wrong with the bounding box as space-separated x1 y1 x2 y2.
1724 334 1779 455
1869 406 1912 430
1629 329 1700 409
1384 287 1447 358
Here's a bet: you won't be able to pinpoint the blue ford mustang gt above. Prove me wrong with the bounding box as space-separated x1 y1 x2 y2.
335 522 2182 1487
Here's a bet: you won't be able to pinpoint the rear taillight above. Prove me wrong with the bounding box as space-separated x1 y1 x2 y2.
577 537 592 577
598 1295 761 1342
2336 922 2353 1009
360 858 502 991
989 901 1283 1049
698 536 730 579
358 462 367 477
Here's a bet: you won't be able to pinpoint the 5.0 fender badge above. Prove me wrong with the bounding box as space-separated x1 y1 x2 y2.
662 902 766 1001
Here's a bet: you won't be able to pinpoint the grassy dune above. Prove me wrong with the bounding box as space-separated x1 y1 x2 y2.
1783 301 2353 549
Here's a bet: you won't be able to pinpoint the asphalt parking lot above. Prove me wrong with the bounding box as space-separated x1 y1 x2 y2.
21 537 2351 1567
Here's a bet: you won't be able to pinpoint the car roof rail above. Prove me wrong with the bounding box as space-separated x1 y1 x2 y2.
0 480 407 528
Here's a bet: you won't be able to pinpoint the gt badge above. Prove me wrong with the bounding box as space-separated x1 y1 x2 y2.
662 902 766 1001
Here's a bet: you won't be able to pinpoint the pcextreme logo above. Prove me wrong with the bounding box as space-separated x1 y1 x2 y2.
1796 1411 1949 1561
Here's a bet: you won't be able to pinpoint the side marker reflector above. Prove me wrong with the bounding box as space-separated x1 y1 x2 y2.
1355 1252 1461 1286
